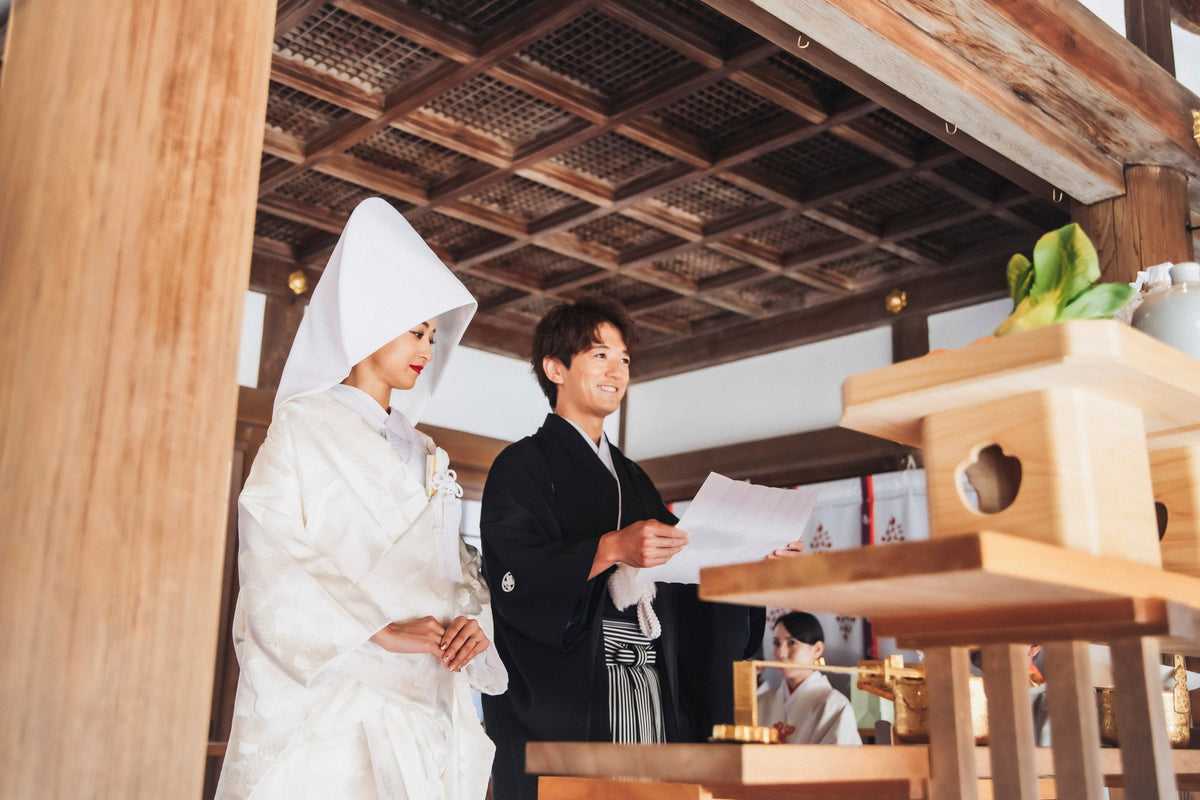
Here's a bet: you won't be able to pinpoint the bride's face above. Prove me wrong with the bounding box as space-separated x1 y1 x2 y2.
363 317 438 392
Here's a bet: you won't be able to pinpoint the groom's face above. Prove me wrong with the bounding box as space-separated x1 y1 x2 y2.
546 322 630 423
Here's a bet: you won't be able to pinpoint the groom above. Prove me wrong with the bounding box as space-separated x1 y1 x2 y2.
479 296 765 800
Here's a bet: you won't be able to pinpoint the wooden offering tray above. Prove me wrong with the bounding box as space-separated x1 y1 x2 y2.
840 321 1200 569
699 532 1200 651
839 320 1200 450
528 743 1200 798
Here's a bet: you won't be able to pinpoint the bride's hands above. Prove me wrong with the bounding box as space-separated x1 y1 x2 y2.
369 616 447 656
439 616 489 672
370 616 489 671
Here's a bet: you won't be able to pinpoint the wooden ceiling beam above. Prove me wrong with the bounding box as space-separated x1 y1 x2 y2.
296 232 340 264
735 0 1200 205
458 314 535 361
727 62 831 124
705 0 1062 203
331 0 478 62
631 260 1008 380
262 128 305 162
314 154 428 205
257 195 348 234
487 59 609 122
640 426 916 502
259 1 588 196
269 54 382 118
597 0 727 70
411 41 779 217
274 0 328 38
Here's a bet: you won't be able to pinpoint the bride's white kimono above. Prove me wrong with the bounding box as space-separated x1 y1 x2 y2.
216 390 506 799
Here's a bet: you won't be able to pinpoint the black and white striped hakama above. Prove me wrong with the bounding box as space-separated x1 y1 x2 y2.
602 617 666 744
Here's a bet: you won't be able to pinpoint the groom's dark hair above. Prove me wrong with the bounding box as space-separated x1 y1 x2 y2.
531 296 639 408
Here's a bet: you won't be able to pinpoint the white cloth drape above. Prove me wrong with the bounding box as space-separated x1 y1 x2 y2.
756 672 861 745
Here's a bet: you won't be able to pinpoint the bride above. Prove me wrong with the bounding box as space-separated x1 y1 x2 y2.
216 197 506 799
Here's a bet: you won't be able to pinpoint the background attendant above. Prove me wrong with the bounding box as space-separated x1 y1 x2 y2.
479 297 767 800
216 198 506 800
758 611 861 745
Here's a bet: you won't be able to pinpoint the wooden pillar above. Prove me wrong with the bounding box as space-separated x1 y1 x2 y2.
924 646 979 800
891 314 930 363
0 1 274 798
258 294 306 391
1125 0 1176 74
1072 164 1193 284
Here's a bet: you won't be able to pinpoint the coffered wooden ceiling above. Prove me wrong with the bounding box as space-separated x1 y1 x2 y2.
253 0 1068 378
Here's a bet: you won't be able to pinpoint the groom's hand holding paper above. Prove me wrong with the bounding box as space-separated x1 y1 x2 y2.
640 472 819 584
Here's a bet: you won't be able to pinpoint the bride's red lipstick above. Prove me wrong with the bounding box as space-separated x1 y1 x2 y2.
410 365 424 374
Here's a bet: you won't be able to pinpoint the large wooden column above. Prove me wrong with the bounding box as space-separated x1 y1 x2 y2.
0 2 274 798
1073 164 1193 284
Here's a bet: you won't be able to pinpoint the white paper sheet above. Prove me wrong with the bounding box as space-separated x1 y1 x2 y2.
640 472 820 584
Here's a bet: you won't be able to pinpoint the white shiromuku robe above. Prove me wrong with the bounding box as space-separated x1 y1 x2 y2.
216 392 506 800
756 672 862 745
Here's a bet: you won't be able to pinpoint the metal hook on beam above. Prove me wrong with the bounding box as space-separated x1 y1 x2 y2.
796 34 810 49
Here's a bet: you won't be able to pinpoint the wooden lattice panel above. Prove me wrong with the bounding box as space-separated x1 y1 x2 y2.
858 107 934 160
833 176 964 225
547 133 679 190
1007 198 1070 230
933 159 1006 199
397 0 542 37
639 297 739 333
645 0 745 48
914 215 1024 258
750 133 886 191
758 51 850 105
818 250 911 285
265 81 355 139
476 245 599 289
245 0 1069 377
347 128 482 189
254 212 320 249
423 75 581 152
565 274 675 310
274 5 443 94
272 171 382 216
650 78 796 145
462 175 584 222
711 274 810 315
409 212 505 260
456 272 525 308
507 294 566 321
519 10 692 98
737 216 846 258
644 176 773 227
568 214 679 254
647 247 757 287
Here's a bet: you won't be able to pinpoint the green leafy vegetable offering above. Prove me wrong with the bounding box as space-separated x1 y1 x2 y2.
994 223 1134 337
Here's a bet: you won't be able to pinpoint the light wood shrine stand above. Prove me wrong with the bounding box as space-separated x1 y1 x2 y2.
529 321 1200 799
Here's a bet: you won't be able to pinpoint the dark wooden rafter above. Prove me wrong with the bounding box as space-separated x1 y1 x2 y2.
254 0 1075 371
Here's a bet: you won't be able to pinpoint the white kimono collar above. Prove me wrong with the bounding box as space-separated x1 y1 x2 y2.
558 414 617 479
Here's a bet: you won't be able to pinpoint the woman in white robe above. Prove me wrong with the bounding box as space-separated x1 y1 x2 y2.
757 612 860 746
216 197 507 800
